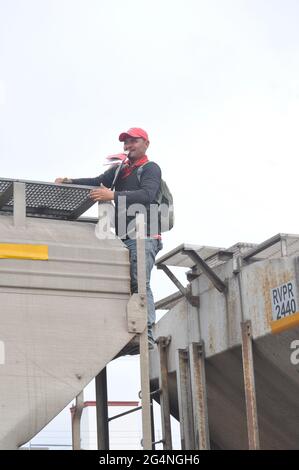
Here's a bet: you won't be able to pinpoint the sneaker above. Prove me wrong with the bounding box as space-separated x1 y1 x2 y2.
148 336 156 350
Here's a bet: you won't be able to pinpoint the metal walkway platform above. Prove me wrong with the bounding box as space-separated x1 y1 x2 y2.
0 178 96 219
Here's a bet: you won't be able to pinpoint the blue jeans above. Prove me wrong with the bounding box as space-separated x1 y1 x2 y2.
123 238 163 339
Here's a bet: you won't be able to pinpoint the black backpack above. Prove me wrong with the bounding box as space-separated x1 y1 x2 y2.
137 163 174 232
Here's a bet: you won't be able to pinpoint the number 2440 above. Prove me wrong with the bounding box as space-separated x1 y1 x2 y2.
276 300 296 319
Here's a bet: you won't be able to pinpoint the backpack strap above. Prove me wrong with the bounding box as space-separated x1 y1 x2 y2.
136 162 150 183
111 160 125 190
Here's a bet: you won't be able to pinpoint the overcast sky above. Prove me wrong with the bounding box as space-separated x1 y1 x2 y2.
1 0 299 447
1 0 299 251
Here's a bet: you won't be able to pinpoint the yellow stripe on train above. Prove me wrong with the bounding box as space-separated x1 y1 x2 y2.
0 243 48 260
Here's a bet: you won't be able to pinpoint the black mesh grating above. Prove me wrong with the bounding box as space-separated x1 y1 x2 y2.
0 178 96 220
0 181 12 192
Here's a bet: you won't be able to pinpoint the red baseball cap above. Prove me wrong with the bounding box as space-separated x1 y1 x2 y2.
119 127 149 142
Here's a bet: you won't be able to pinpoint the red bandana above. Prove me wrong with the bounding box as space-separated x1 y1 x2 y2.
121 155 149 179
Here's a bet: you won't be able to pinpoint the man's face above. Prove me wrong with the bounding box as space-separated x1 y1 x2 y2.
123 137 149 160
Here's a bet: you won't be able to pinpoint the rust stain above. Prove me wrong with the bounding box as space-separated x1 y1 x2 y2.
227 284 238 344
208 323 215 355
262 272 274 328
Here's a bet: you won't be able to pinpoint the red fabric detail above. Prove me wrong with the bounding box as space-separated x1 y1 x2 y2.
106 153 127 162
104 153 127 168
121 155 149 179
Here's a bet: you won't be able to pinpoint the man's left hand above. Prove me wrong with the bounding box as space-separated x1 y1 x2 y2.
90 185 114 202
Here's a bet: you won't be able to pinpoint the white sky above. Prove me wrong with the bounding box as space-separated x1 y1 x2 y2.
1 0 299 447
1 0 299 250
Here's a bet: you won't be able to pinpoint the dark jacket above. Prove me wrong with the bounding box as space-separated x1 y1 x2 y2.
72 161 161 238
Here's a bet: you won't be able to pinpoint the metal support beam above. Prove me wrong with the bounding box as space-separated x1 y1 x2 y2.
183 249 227 293
150 397 156 450
176 349 195 449
95 368 109 450
241 321 260 450
108 406 142 422
187 251 234 282
157 265 187 297
242 233 285 261
280 236 288 257
189 342 210 450
157 265 199 307
71 391 84 450
157 336 172 450
13 182 26 227
136 214 152 450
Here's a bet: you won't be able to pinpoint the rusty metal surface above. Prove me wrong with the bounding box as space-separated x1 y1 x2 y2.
189 342 210 450
152 250 299 369
176 349 195 450
157 336 172 450
241 321 260 449
240 257 297 338
151 234 299 449
154 333 299 449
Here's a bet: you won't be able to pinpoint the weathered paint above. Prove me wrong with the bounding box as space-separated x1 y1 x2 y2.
270 311 299 334
152 235 299 449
